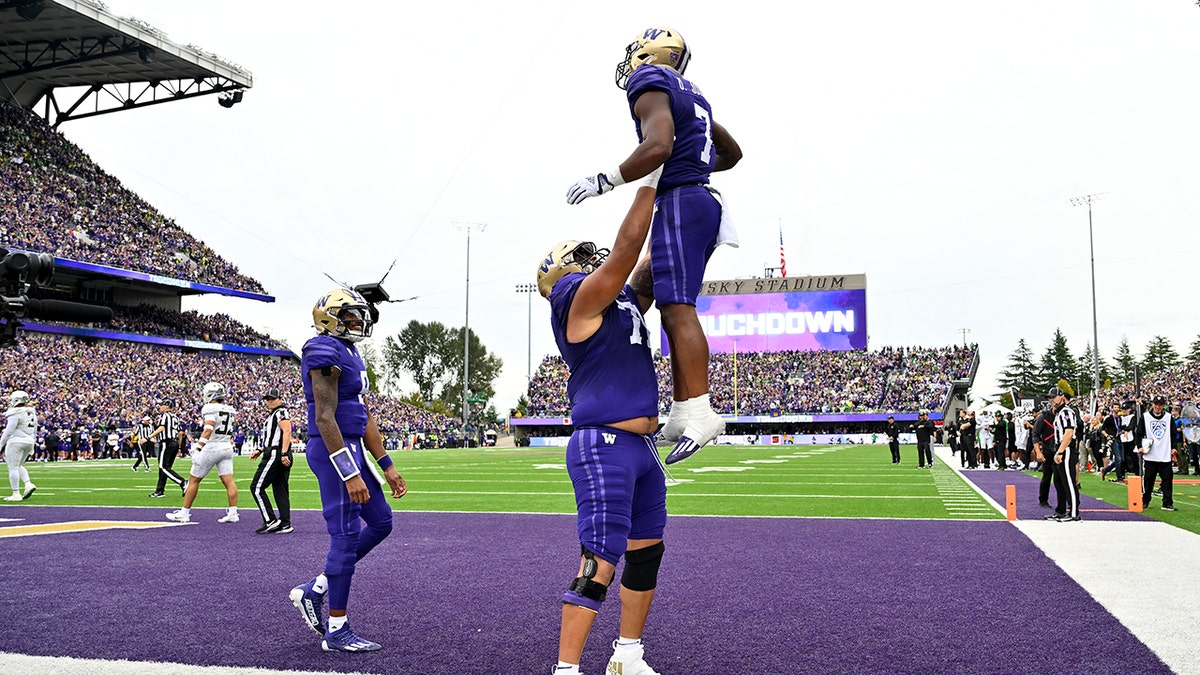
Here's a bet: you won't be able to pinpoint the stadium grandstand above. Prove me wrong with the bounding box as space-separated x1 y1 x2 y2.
0 0 462 448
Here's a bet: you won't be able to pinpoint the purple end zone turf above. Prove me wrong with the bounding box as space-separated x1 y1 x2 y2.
0 506 1170 674
962 467 1149 521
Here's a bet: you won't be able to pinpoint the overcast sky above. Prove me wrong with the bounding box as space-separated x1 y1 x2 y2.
58 0 1200 413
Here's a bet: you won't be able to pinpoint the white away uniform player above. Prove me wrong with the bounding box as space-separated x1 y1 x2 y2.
167 382 240 523
1 390 37 501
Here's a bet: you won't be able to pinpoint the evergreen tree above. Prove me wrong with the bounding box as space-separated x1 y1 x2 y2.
997 339 1039 398
1187 335 1200 364
1038 329 1076 391
1141 335 1181 374
1111 336 1137 384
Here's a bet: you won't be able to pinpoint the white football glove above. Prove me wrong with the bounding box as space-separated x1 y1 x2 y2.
190 443 203 453
566 167 625 205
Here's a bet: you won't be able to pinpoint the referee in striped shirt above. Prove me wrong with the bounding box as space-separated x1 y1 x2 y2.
131 415 155 472
148 398 187 498
1047 385 1081 522
249 388 293 534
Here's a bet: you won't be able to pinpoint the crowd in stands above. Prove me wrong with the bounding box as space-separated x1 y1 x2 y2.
0 103 266 294
0 333 460 445
526 345 978 417
103 303 287 350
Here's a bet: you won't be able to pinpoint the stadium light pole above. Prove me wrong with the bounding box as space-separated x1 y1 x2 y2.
455 221 487 447
957 328 971 348
1070 193 1104 396
515 283 537 384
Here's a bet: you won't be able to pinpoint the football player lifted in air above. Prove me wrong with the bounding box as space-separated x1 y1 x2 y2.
543 167 668 675
566 27 742 465
289 289 406 653
166 382 240 524
1 390 38 501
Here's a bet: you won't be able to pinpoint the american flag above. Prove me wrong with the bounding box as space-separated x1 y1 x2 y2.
778 224 787 278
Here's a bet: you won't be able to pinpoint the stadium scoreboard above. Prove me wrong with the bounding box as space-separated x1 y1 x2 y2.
665 273 867 355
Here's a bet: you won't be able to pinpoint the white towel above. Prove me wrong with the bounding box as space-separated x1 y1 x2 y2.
707 186 739 249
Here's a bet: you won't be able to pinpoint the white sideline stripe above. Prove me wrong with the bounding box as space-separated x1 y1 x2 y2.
1015 520 1200 675
934 445 1200 673
0 652 375 675
934 446 1006 515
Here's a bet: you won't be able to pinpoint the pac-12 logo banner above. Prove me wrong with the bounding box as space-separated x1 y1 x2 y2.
663 289 868 355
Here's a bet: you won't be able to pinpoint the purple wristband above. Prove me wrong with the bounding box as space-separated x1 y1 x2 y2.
377 453 394 471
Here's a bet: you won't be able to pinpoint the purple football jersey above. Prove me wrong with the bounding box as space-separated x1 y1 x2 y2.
625 64 716 192
549 273 659 426
301 334 369 438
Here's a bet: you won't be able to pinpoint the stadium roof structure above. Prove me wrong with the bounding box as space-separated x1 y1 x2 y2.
0 0 252 127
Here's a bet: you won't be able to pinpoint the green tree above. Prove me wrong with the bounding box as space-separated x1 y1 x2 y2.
358 342 383 393
1074 343 1106 397
997 339 1039 398
1187 335 1200 364
1038 329 1076 392
439 326 504 414
1110 336 1137 384
382 321 451 402
1141 335 1181 374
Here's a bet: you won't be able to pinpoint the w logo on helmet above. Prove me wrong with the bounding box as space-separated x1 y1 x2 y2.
642 28 665 40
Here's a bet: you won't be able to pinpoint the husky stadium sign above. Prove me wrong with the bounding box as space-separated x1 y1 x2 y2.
663 274 868 355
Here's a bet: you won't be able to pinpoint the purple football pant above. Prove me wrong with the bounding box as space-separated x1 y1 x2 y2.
306 436 393 612
651 184 721 307
567 427 667 566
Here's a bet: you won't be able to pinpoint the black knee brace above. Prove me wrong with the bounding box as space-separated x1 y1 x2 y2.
564 546 608 611
621 541 665 592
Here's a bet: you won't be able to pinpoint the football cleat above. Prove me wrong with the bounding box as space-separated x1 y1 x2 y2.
21 483 36 500
166 509 190 523
607 640 661 675
217 512 239 523
322 624 382 653
665 409 725 465
3 494 22 502
149 492 165 498
289 578 327 636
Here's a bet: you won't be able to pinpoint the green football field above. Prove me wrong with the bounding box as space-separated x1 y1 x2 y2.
8 444 1003 520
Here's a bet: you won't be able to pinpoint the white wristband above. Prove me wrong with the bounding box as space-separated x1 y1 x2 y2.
329 446 361 482
606 166 626 187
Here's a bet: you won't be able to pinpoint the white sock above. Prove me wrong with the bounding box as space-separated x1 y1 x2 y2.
179 507 191 515
312 574 328 594
615 636 643 650
328 615 347 632
688 393 712 413
669 399 691 418
227 507 237 515
554 662 580 674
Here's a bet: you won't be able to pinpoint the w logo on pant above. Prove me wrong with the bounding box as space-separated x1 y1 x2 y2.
602 433 616 444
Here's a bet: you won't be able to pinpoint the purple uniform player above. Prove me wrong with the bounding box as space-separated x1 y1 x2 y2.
288 289 406 653
542 170 667 675
566 27 742 466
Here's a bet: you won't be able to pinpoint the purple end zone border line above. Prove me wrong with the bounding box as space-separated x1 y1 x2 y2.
961 467 1148 521
0 507 1169 674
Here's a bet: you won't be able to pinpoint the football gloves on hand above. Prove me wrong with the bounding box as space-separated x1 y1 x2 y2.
566 167 625 205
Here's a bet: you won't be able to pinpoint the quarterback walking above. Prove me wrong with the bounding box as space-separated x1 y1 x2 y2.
289 289 407 653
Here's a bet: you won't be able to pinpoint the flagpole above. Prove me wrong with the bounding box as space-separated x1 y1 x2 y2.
733 340 739 418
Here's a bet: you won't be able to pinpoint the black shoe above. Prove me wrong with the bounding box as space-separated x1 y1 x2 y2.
1056 515 1082 522
149 492 165 498
1043 512 1065 520
255 519 281 534
273 523 294 534
1162 506 1177 512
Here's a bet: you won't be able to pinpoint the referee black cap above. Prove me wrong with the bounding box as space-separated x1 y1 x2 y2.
157 398 174 408
262 387 282 401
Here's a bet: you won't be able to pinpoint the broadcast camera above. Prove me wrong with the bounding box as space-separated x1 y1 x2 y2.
0 247 113 347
